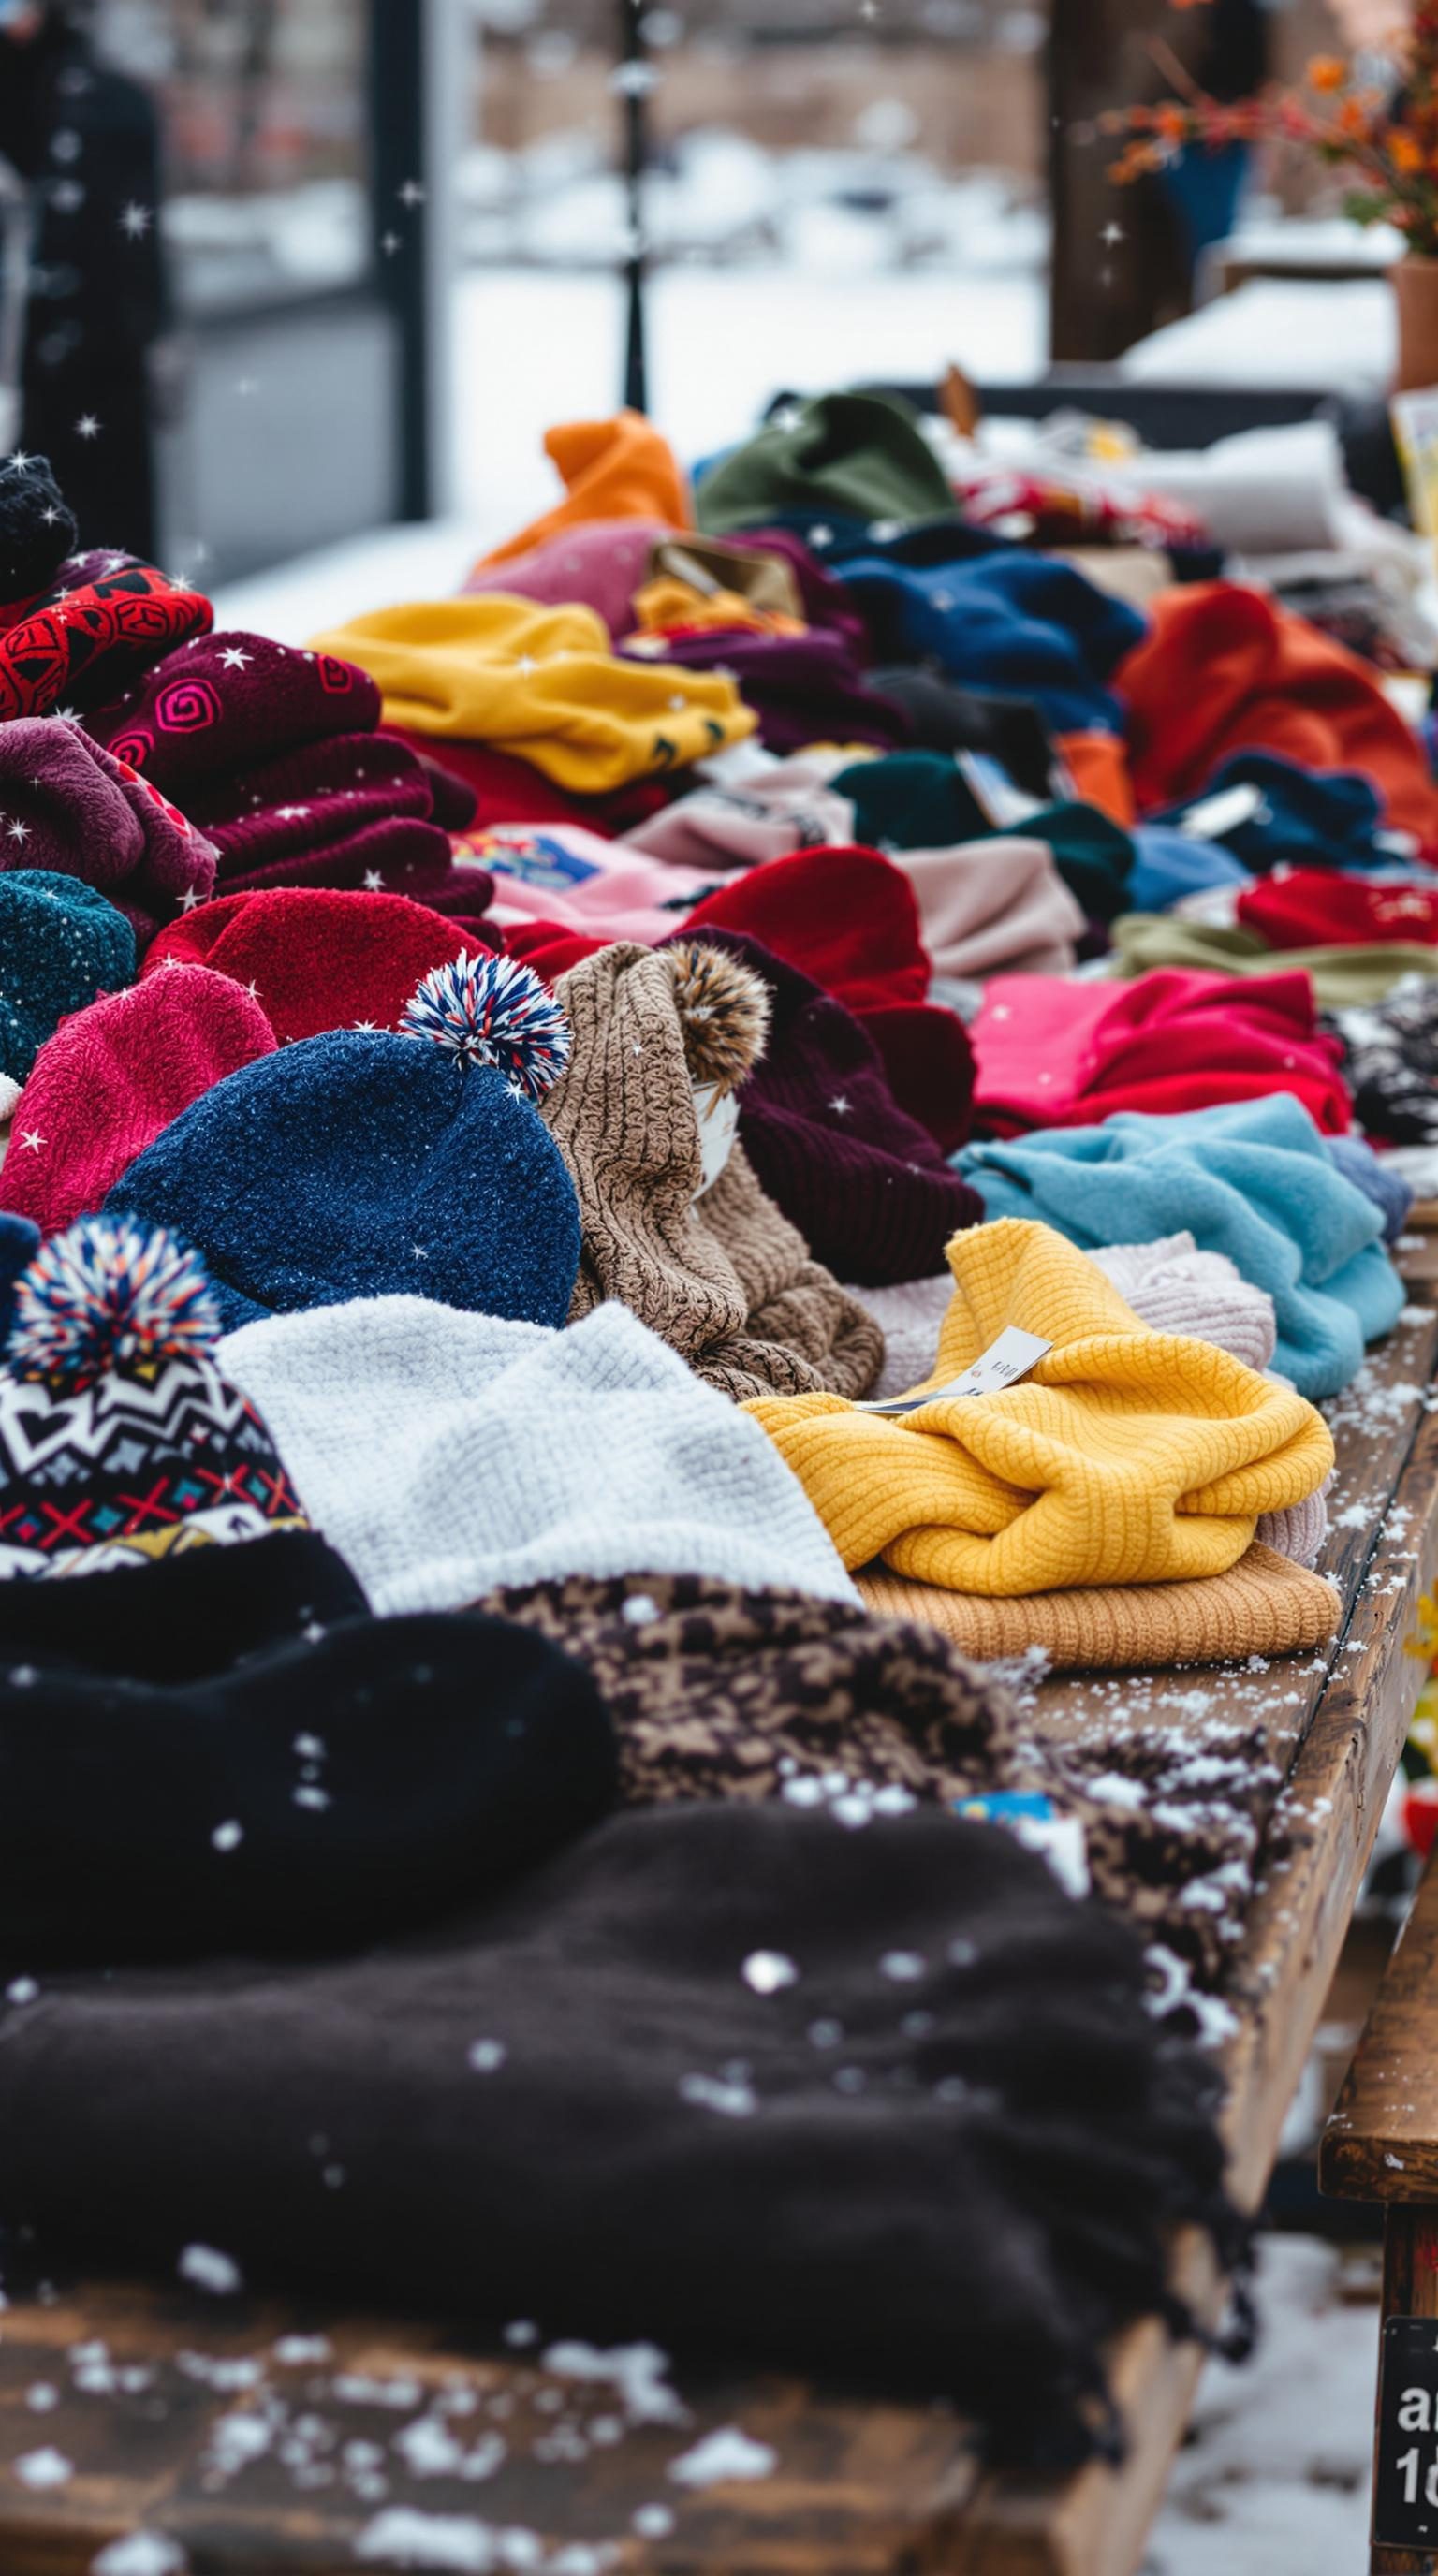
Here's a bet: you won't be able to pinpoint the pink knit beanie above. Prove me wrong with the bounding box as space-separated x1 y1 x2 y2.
0 965 275 1236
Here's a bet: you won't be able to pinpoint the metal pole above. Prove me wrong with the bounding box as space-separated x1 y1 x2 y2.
616 0 649 414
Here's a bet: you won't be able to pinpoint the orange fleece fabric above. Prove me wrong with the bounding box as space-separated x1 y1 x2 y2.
474 414 693 572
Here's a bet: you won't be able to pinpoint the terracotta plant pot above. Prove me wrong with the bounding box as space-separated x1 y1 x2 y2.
1393 256 1438 393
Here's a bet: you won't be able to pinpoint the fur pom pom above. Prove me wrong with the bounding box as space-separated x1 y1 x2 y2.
400 951 572 1102
8 1218 221 1392
665 941 770 1093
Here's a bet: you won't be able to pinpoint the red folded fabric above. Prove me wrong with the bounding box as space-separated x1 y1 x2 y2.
1237 868 1438 950
143 887 490 1046
971 966 1351 1135
1116 582 1438 857
684 845 932 1012
383 731 671 838
0 563 212 722
503 919 608 984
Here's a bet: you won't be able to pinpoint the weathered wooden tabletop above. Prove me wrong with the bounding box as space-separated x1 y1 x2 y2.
4 1247 1436 2576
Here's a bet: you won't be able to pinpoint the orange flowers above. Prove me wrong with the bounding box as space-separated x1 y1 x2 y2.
1307 55 1348 93
1391 127 1427 174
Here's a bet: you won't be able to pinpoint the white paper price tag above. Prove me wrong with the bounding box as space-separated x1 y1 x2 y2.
856 1325 1052 1415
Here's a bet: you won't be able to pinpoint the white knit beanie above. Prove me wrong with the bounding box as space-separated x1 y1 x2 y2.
221 1295 859 1615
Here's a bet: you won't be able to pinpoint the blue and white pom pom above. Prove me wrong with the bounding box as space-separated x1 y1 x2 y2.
400 950 571 1103
7 1217 221 1392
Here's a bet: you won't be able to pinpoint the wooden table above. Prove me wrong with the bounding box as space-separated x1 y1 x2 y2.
5 1250 1437 2576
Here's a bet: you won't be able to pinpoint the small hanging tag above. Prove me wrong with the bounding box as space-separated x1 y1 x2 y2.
855 1325 1052 1414
693 1080 740 1200
1175 782 1267 842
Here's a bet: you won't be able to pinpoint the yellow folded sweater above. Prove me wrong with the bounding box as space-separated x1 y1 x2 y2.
743 1218 1335 1597
310 596 755 795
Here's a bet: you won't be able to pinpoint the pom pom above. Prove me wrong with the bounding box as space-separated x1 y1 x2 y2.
665 940 771 1092
7 1218 221 1392
400 950 571 1102
0 453 78 606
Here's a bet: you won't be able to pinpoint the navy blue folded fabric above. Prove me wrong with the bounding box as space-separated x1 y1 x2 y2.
835 550 1148 736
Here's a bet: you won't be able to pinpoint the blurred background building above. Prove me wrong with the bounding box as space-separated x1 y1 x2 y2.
0 0 1369 583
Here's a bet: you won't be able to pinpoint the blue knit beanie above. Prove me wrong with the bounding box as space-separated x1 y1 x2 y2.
0 871 134 1083
105 953 581 1332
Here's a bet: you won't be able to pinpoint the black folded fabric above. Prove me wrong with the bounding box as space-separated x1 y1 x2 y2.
870 665 1059 799
0 1532 616 1962
0 1802 1234 2464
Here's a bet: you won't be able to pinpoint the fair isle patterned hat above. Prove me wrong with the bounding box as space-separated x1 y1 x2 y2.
0 1217 306 1579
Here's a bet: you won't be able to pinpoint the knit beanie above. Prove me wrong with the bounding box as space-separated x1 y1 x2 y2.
142 888 491 1046
684 848 976 1152
470 411 691 570
0 1528 617 1965
82 631 462 903
745 1217 1333 1596
0 965 275 1237
189 732 457 902
858 1542 1339 1672
678 929 984 1286
1090 1232 1278 1374
0 871 135 1084
541 940 883 1401
0 719 217 932
685 842 931 1010
0 452 77 615
0 1215 306 1578
888 835 1085 981
86 631 379 795
220 1294 860 1615
0 555 211 722
107 952 581 1333
308 597 756 795
695 391 955 534
834 758 1138 926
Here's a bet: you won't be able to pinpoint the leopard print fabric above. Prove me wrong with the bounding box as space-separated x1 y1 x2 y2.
475 1572 1283 2018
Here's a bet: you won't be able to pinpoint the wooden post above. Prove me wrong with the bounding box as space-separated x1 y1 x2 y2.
1047 0 1200 362
1372 2212 1438 2574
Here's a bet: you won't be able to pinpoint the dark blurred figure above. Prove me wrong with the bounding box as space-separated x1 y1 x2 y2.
0 0 167 556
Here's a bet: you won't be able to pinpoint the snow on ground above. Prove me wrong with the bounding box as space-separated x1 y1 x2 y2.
1143 2236 1377 2576
213 261 1046 639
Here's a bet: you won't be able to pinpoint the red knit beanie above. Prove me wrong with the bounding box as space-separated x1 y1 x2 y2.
0 965 275 1235
685 846 974 1150
143 888 491 1046
686 844 931 1012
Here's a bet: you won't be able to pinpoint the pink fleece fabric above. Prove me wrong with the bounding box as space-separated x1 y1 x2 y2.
0 965 275 1235
466 822 716 944
460 520 674 638
970 967 1351 1134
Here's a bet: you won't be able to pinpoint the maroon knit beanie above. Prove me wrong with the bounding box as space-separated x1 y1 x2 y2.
668 927 984 1286
85 632 379 793
189 733 455 899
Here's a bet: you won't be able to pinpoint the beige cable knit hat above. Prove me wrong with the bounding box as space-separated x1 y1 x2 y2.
541 941 883 1403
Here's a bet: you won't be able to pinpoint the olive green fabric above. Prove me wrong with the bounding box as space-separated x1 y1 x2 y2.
695 392 956 537
1110 913 1438 1006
